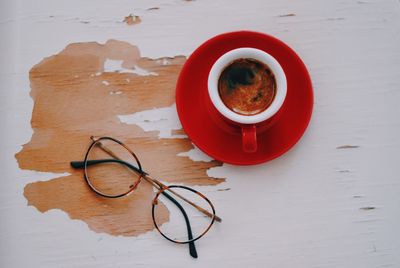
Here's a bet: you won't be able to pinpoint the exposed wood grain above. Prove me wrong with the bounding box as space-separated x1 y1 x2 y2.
278 13 296 17
360 206 376 210
15 39 223 237
123 14 141 25
171 128 187 136
336 145 360 149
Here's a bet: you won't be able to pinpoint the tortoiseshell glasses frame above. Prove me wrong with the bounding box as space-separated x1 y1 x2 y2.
70 136 221 258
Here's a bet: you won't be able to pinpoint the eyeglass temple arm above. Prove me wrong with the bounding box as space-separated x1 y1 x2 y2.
158 190 198 258
70 158 198 258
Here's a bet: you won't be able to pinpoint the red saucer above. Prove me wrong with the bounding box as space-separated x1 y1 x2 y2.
176 31 313 165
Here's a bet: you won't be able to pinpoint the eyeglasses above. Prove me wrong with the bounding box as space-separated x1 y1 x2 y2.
70 136 221 258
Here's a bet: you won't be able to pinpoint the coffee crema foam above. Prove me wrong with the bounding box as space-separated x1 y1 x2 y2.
218 58 276 115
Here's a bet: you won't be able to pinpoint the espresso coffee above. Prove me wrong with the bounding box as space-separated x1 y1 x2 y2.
218 58 276 115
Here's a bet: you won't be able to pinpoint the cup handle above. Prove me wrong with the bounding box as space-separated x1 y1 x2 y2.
241 125 257 153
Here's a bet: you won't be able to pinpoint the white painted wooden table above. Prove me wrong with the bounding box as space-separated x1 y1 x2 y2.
1 0 400 267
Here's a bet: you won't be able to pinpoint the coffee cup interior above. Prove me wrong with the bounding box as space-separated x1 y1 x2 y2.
208 47 287 125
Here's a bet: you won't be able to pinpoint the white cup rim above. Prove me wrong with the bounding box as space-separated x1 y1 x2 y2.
207 47 287 124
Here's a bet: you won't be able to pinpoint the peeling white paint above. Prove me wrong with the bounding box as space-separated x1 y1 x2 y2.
118 104 185 139
109 90 122 95
21 170 71 184
157 58 171 66
103 59 158 76
103 59 130 73
177 145 213 162
131 65 158 76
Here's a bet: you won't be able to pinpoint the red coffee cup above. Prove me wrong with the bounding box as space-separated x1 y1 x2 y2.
207 48 287 153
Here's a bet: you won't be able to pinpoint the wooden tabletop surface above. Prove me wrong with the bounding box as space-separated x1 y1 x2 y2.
1 0 400 267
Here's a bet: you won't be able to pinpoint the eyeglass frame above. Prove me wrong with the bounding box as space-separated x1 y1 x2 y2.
70 136 221 258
